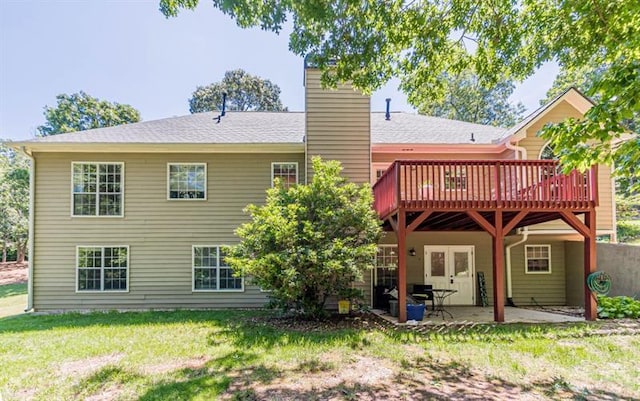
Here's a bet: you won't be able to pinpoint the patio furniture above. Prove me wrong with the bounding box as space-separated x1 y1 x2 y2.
413 288 458 319
410 284 435 311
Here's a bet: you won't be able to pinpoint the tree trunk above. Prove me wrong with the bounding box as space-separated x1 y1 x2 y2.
17 243 26 263
1 240 6 263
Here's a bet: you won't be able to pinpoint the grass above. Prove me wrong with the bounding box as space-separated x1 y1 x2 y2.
0 306 639 400
0 283 27 319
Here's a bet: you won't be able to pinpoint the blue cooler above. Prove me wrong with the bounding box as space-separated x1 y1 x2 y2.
407 304 425 321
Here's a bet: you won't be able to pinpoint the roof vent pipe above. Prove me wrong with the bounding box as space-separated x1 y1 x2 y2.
221 93 227 116
385 98 391 120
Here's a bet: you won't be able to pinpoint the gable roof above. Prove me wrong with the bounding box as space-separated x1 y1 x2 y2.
19 111 507 147
499 87 594 142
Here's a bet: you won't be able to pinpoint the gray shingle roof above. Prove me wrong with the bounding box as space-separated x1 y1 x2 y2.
28 112 305 144
24 111 507 145
371 112 506 144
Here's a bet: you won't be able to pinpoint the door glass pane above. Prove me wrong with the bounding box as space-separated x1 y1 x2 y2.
430 252 445 277
453 252 470 276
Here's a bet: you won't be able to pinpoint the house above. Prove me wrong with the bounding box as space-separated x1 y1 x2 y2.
13 65 614 322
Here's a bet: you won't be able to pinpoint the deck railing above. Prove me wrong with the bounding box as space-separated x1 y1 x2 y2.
372 160 598 217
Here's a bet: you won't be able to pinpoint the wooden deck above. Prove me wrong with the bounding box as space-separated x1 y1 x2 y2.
373 160 598 231
371 160 599 323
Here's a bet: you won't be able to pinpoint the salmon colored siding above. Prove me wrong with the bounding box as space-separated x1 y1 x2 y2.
32 152 304 311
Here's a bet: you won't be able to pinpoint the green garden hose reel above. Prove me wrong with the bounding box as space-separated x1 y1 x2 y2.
587 271 612 296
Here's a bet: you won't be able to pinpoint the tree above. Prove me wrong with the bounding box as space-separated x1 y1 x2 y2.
542 63 639 195
189 69 286 113
0 143 29 263
226 157 381 318
418 69 525 127
37 91 141 136
161 0 640 190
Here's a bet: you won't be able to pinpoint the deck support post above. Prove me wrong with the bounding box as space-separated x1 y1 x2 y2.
397 210 407 323
584 211 597 321
492 211 505 322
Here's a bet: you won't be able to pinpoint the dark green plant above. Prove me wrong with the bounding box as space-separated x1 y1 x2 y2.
189 69 286 113
226 157 381 319
37 91 140 136
597 295 640 319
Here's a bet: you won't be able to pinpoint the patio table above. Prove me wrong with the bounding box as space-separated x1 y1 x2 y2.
412 289 458 319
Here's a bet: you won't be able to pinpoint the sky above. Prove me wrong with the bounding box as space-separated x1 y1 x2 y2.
0 1 559 141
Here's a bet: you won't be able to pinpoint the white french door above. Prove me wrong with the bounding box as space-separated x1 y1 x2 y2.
424 246 475 305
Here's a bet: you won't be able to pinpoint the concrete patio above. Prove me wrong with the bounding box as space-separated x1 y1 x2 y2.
373 306 585 325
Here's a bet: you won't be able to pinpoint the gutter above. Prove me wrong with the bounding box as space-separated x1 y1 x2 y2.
505 229 528 306
19 146 35 312
504 139 528 306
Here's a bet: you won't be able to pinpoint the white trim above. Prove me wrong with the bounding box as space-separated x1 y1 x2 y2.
538 140 561 161
70 162 125 218
271 162 299 188
167 163 208 201
373 244 398 287
75 245 130 293
20 147 35 311
191 245 244 292
524 244 552 274
16 142 304 154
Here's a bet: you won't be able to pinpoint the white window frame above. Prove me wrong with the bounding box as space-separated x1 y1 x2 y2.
75 245 130 292
271 162 299 188
192 245 244 292
525 244 552 274
71 162 124 218
374 244 398 287
167 163 207 201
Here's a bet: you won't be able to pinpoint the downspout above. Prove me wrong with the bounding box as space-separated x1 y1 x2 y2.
504 139 528 306
505 229 528 306
20 146 35 312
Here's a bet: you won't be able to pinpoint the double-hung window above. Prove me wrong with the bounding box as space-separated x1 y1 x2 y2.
271 162 298 188
525 245 551 274
193 246 243 291
72 162 123 216
77 246 128 291
168 163 207 199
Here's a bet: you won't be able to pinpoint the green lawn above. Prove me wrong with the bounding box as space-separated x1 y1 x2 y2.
0 283 27 319
0 307 638 400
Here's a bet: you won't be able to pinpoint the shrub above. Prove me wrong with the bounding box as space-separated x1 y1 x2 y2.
227 157 381 319
597 295 640 319
616 221 640 243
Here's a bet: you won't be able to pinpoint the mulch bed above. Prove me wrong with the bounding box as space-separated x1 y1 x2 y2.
0 262 28 285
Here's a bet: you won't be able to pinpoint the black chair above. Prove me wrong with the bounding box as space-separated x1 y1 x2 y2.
412 284 435 311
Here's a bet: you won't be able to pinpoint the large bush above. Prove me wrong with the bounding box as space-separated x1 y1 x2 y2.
227 157 381 318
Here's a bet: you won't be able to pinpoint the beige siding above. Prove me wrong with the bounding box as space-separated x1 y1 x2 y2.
305 68 370 184
32 152 304 311
519 100 614 233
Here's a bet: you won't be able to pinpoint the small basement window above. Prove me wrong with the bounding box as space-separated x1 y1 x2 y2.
525 245 551 274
